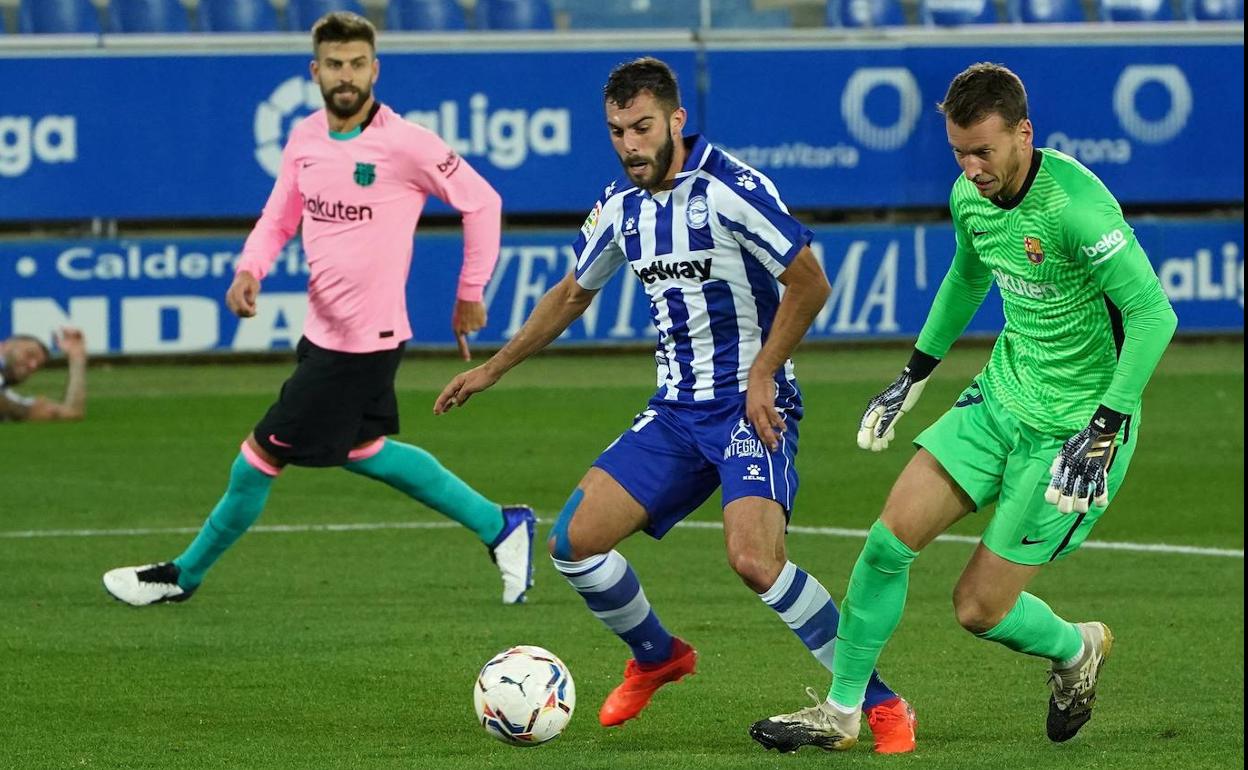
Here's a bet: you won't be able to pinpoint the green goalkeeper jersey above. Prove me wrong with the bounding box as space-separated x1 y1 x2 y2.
917 148 1177 436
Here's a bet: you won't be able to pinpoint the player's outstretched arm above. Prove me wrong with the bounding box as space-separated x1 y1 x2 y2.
434 273 597 414
22 327 88 422
857 348 940 452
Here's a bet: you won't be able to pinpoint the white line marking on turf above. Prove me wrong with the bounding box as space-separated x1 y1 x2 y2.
0 519 1241 559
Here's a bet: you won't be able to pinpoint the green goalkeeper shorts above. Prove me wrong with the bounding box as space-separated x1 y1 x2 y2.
914 379 1140 566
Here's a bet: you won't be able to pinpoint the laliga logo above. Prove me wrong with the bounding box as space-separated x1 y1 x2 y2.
254 76 323 177
1113 65 1193 145
840 68 922 152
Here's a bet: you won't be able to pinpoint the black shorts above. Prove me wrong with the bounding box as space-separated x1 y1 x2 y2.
253 336 404 467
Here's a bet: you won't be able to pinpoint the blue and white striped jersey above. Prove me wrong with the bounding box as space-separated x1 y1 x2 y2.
573 134 812 404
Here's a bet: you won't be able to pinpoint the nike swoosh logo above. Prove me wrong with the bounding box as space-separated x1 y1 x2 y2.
268 434 294 448
1021 535 1046 545
972 229 989 237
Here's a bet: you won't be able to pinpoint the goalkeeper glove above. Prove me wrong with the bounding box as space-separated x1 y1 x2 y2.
857 349 940 452
1045 405 1126 514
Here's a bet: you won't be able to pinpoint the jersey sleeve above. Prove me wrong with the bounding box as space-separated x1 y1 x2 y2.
915 191 995 359
713 171 813 277
1061 197 1178 414
406 129 503 303
0 387 35 421
571 194 626 291
238 138 304 281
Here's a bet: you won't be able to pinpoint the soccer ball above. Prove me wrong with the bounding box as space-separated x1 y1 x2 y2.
474 645 576 746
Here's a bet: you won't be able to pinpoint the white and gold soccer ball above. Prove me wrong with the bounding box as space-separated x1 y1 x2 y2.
473 645 576 746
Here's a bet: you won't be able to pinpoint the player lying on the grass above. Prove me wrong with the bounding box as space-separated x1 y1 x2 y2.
101 11 535 607
0 328 88 423
435 57 917 753
750 62 1178 753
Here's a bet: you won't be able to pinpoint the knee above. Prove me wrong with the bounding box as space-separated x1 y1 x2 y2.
546 488 614 562
952 585 1006 634
727 548 784 593
546 533 602 563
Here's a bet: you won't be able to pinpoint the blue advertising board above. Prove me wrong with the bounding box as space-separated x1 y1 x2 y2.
0 49 700 220
0 40 1241 219
704 44 1245 209
0 220 1240 356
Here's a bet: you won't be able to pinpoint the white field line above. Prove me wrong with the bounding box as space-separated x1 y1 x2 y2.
0 518 1241 559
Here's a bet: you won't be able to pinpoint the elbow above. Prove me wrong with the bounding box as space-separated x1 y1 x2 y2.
61 406 86 422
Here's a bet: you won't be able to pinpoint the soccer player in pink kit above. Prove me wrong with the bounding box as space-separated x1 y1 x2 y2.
102 12 535 607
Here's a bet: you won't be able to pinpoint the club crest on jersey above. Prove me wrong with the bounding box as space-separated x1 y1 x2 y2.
1024 236 1045 265
353 162 376 187
686 195 710 229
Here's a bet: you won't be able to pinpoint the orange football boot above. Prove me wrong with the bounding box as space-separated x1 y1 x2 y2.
866 697 917 754
599 638 698 727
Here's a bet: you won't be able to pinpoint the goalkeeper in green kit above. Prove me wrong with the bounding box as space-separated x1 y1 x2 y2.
749 63 1178 754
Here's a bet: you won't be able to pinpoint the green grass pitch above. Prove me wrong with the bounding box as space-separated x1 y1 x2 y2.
1 341 1242 769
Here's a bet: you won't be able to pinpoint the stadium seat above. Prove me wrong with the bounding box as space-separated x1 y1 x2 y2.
1099 0 1175 19
1008 0 1086 20
200 0 280 32
19 0 102 33
287 0 368 32
386 0 468 30
1184 0 1242 18
828 0 907 27
922 0 999 24
476 0 555 29
108 0 191 32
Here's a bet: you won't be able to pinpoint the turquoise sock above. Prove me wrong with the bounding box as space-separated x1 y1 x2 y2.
173 453 274 588
976 592 1083 662
345 440 503 544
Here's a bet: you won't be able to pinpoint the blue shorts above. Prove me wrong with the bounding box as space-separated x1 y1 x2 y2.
593 396 802 539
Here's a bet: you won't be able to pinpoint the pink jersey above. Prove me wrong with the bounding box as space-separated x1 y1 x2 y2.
237 103 502 353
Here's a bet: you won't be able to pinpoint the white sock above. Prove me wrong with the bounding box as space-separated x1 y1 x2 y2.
1056 640 1085 670
826 698 859 716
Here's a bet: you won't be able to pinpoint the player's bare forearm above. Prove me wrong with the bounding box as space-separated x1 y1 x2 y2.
749 248 830 379
60 355 87 419
483 273 597 379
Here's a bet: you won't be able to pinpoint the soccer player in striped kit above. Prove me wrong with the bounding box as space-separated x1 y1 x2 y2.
102 12 536 608
435 57 916 752
750 63 1178 752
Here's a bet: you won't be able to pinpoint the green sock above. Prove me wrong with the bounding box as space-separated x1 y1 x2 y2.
345 440 503 544
976 592 1083 662
830 520 918 708
173 453 274 588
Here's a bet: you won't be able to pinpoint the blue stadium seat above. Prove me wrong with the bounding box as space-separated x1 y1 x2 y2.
1099 0 1174 19
1008 0 1086 20
1184 0 1242 18
922 0 998 23
200 0 279 31
108 0 191 32
386 0 468 30
476 0 555 29
19 0 102 33
287 0 367 32
557 0 698 29
828 0 906 26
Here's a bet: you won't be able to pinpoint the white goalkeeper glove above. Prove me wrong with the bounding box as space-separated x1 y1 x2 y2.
857 350 940 452
1045 405 1126 514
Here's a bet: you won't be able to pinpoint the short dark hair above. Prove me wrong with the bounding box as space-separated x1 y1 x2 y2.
939 63 1029 129
604 57 681 113
10 334 50 359
311 11 376 54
